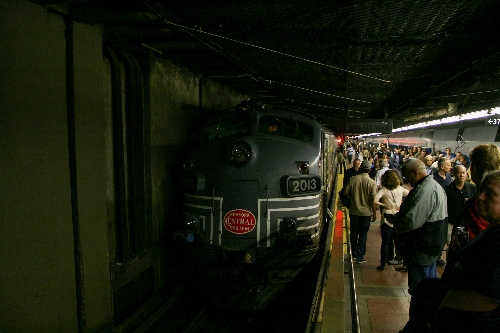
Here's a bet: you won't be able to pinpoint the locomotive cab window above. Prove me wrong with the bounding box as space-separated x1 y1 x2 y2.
202 114 249 142
258 116 313 142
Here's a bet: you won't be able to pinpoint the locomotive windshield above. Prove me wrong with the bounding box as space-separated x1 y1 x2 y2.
202 113 249 141
258 115 313 142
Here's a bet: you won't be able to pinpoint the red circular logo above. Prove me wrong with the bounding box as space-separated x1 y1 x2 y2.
223 209 256 234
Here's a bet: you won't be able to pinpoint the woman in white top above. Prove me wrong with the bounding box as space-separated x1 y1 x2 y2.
372 170 409 270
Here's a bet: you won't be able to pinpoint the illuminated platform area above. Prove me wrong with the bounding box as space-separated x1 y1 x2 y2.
320 165 446 333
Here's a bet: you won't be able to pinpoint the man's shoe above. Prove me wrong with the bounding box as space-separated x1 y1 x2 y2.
388 259 402 265
395 266 408 272
356 258 366 263
436 258 446 266
376 265 385 271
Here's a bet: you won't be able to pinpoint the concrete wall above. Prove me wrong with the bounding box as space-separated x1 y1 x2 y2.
0 1 113 332
0 1 78 332
0 0 247 331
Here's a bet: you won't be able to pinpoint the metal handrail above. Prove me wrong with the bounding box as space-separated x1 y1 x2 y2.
343 207 361 333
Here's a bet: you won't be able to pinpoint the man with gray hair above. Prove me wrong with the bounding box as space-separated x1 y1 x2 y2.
385 158 447 297
445 165 477 260
445 165 477 228
424 155 437 175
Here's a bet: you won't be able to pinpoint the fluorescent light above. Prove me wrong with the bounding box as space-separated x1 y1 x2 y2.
357 132 382 137
441 116 460 124
426 120 441 126
392 107 500 132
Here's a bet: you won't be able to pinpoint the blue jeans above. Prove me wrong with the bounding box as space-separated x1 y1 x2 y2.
350 215 371 260
380 223 396 265
407 261 437 297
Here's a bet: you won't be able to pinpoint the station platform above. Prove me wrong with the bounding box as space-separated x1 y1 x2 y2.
350 206 446 333
315 161 446 333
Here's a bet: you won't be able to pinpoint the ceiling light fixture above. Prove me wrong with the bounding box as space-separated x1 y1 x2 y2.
393 107 500 132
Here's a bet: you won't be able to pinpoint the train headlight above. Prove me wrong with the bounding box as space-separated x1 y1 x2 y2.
228 141 252 166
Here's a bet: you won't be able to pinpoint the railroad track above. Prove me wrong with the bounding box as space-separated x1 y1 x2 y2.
130 254 323 333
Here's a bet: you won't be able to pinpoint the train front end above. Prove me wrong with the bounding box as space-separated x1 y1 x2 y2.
176 107 330 305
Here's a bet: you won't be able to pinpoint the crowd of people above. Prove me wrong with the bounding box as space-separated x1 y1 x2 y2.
338 141 500 332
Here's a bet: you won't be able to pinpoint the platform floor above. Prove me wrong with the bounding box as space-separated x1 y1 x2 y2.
340 159 446 333
351 211 445 333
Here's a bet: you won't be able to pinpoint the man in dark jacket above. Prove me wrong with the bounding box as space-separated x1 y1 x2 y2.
445 165 477 228
392 148 402 170
433 157 452 188
444 165 477 261
385 158 447 297
343 158 361 188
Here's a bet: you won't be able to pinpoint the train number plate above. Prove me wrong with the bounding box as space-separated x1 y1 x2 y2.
285 176 321 196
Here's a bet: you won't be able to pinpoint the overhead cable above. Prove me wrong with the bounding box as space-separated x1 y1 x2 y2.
165 21 392 83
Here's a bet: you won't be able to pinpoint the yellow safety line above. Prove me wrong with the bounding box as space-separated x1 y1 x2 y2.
317 167 348 332
336 170 350 255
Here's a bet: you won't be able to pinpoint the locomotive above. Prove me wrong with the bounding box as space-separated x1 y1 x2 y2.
176 102 338 308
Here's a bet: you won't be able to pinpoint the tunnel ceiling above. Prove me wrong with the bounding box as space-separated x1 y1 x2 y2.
35 0 500 132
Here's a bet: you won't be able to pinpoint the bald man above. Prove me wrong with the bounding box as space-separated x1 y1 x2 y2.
385 158 447 297
445 165 477 228
444 165 477 261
